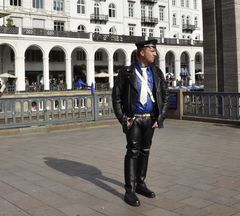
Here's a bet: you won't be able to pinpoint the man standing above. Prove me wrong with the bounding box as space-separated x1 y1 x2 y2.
112 39 169 207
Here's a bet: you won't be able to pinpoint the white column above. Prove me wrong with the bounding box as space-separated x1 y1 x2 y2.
189 59 195 84
43 56 49 90
65 56 72 90
126 57 131 66
86 57 95 87
108 57 114 88
15 56 25 92
175 58 181 81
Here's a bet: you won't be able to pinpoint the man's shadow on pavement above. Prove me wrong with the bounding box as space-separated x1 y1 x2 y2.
44 157 124 200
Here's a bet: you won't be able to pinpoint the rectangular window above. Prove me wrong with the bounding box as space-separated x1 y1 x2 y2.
181 0 184 7
10 0 21 6
194 0 197 9
186 0 189 8
149 28 154 37
172 14 177 25
77 1 85 14
128 3 134 17
33 0 43 8
172 0 176 6
148 6 153 18
54 0 64 11
129 26 134 36
141 5 146 17
54 21 64 31
159 6 164 21
160 27 165 38
142 28 146 36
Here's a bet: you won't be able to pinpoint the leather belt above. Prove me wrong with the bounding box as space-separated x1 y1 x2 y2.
134 113 154 118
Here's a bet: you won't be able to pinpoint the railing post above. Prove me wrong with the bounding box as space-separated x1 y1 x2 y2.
93 92 98 121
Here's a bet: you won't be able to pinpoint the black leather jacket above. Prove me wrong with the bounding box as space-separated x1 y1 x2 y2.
112 63 169 128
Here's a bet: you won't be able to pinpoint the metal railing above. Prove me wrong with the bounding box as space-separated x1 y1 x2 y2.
22 28 90 39
90 14 109 23
0 26 203 47
140 0 158 3
183 92 240 121
179 39 191 45
141 17 158 25
0 92 115 129
0 26 18 34
92 33 144 43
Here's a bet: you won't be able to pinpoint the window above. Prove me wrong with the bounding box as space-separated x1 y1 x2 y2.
172 13 177 26
142 28 146 36
148 6 153 18
33 0 43 8
186 16 190 25
128 3 134 17
76 50 86 61
94 27 101 34
186 0 189 8
159 6 164 21
94 3 100 16
109 27 116 35
172 0 176 6
159 27 165 38
10 0 21 6
129 26 134 36
77 25 86 32
54 0 64 11
181 0 184 7
149 28 154 37
194 16 198 27
54 21 64 31
194 0 197 9
95 51 103 61
182 15 185 26
77 0 85 14
141 5 146 17
109 3 116 18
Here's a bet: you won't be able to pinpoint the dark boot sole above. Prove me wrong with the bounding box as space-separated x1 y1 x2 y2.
124 196 141 207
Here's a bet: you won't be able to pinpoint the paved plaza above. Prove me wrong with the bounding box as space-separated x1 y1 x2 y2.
0 119 240 216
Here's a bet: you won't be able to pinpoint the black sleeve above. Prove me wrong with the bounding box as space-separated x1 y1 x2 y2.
112 67 126 124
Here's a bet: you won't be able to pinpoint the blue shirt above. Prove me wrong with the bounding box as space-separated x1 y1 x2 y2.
135 63 155 114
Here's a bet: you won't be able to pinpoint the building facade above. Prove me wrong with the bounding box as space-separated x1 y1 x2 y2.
0 0 203 92
202 0 240 93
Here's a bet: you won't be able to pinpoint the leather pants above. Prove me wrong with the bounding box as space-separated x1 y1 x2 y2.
124 116 155 193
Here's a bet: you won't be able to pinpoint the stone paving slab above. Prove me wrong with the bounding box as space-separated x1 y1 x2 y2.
0 119 240 216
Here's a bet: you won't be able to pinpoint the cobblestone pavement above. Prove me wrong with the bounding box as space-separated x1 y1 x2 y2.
0 119 240 216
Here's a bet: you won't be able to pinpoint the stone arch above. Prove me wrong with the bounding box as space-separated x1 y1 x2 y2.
113 48 126 73
180 51 190 73
195 51 204 84
24 45 44 91
0 43 17 77
94 48 109 89
49 46 66 91
71 47 88 87
165 50 176 75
